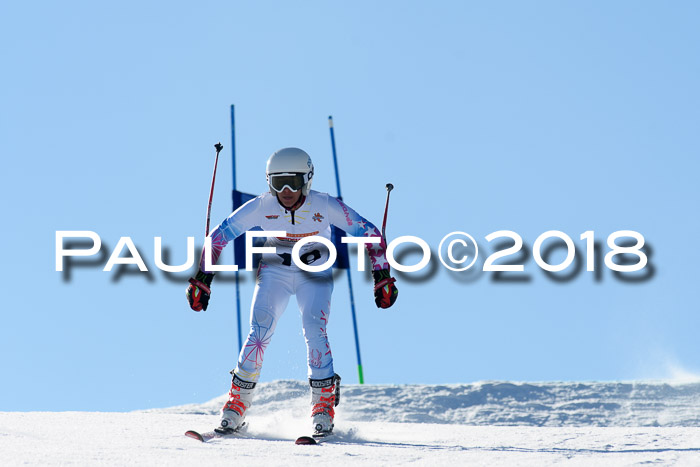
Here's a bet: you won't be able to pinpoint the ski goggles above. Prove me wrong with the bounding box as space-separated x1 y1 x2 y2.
268 172 310 193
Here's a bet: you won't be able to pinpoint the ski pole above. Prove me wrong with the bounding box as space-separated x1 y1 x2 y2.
206 142 224 237
382 183 394 243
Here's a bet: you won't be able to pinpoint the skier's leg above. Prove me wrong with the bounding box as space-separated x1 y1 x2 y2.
295 270 334 379
295 270 339 433
219 264 292 431
235 265 292 382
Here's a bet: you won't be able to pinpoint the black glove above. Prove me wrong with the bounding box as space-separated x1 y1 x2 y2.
372 269 398 309
186 270 215 312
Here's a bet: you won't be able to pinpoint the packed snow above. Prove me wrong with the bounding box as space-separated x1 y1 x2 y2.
2 380 700 466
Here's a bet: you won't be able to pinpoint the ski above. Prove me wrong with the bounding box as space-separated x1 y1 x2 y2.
185 422 247 442
295 432 335 445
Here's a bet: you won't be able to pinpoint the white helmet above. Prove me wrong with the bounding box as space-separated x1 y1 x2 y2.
265 147 314 196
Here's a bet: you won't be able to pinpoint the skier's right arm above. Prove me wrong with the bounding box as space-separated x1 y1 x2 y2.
186 197 261 312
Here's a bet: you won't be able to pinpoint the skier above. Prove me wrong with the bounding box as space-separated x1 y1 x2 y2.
186 147 398 437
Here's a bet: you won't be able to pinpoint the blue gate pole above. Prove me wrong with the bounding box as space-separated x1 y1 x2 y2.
329 116 365 384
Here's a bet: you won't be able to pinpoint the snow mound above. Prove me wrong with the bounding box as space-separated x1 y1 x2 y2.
145 380 700 427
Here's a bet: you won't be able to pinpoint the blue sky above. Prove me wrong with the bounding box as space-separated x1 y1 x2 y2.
2 1 699 411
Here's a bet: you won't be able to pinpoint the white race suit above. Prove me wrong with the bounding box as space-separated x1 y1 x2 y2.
202 190 389 382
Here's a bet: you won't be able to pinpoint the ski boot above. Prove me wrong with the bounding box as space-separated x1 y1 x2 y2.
310 374 341 435
215 372 256 434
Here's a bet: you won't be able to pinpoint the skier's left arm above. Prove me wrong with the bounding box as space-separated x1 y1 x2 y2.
329 197 398 309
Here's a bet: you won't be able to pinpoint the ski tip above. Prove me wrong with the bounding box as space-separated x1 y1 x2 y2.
295 435 317 445
185 430 204 442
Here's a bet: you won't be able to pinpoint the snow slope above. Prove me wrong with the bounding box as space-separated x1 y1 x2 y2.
154 379 700 427
2 380 700 466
